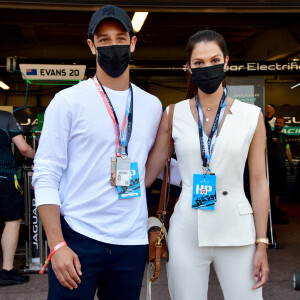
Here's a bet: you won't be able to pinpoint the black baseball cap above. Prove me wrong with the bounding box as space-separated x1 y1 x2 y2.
88 5 134 40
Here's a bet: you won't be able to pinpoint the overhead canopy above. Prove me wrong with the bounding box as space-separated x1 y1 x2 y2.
0 0 299 85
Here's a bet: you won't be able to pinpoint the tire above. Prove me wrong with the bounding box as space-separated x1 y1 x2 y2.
273 241 279 249
293 271 300 290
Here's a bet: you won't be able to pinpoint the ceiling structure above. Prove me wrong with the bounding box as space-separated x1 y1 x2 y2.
0 0 300 87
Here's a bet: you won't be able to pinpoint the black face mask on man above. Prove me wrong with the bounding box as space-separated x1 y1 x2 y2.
274 125 283 132
265 116 273 122
96 45 131 78
191 63 226 94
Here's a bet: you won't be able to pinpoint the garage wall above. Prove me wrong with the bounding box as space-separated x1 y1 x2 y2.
265 81 300 106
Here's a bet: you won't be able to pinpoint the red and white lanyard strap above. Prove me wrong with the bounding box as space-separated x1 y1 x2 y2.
93 75 133 157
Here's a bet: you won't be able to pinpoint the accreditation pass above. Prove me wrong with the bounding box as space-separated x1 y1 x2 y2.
116 156 131 187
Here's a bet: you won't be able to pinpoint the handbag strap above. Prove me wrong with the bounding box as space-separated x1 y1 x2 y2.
157 104 175 222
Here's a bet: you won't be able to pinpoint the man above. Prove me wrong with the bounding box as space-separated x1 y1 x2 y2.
264 104 275 133
267 116 294 223
32 5 162 300
0 110 35 285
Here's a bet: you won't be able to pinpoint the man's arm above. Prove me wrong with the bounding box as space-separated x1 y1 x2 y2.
286 147 294 175
38 204 82 290
286 147 293 165
32 95 80 290
12 134 35 159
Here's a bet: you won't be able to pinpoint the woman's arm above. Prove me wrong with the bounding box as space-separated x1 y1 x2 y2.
247 111 270 289
145 110 170 187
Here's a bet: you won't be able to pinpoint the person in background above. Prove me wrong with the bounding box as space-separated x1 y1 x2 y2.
32 5 162 300
264 104 275 134
268 116 294 223
0 110 35 285
146 29 269 300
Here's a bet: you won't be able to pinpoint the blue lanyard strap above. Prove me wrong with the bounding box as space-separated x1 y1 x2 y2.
196 88 227 169
95 76 133 156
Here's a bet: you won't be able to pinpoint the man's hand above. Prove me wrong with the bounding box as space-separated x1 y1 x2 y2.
51 246 82 290
253 244 269 289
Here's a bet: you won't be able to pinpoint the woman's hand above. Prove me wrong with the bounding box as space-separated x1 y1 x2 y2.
252 243 269 289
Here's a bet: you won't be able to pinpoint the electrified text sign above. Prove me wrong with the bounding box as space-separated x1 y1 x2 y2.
226 61 300 75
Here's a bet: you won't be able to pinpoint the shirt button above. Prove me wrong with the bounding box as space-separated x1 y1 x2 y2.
223 191 228 196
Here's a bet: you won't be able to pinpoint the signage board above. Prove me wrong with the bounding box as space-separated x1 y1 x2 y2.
226 76 265 111
19 64 86 84
227 61 300 75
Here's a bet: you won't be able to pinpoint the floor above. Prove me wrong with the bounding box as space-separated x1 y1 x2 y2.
0 202 300 300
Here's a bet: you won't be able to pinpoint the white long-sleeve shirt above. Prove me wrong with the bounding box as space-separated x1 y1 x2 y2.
32 78 162 245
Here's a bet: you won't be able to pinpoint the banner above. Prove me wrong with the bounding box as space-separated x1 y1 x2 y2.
226 76 265 110
226 61 300 75
19 64 86 82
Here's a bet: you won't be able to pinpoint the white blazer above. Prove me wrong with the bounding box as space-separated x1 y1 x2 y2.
170 99 260 247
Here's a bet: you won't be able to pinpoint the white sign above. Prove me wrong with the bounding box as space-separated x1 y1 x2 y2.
19 64 86 81
226 61 300 72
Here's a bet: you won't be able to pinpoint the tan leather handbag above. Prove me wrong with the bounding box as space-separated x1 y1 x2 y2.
147 104 174 283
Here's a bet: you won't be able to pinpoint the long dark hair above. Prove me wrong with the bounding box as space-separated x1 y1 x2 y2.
185 30 228 99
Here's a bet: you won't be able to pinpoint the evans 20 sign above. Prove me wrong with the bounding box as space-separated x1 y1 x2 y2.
19 64 86 81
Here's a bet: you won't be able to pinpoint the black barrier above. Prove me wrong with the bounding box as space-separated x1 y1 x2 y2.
23 166 46 272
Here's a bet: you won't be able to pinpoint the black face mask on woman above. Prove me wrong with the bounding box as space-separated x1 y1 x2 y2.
191 63 226 94
96 45 131 78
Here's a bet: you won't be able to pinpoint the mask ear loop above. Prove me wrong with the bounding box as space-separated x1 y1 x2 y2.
93 42 100 63
93 41 97 52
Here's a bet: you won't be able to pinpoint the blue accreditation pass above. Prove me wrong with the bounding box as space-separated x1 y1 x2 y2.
192 174 216 210
117 162 141 199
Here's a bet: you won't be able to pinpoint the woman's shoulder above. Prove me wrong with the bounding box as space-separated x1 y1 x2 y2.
231 98 261 115
166 99 190 113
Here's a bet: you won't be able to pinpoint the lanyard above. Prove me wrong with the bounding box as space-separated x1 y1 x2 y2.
93 75 133 157
196 88 227 171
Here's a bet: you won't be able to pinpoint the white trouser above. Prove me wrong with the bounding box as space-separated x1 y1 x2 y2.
167 235 263 300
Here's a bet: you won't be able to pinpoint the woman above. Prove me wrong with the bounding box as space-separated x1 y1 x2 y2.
145 30 269 300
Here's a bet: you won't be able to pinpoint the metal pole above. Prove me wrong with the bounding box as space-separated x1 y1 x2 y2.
23 166 32 269
266 144 274 246
38 215 44 266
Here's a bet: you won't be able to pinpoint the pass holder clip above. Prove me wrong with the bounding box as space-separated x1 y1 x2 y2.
111 157 117 186
202 166 211 175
